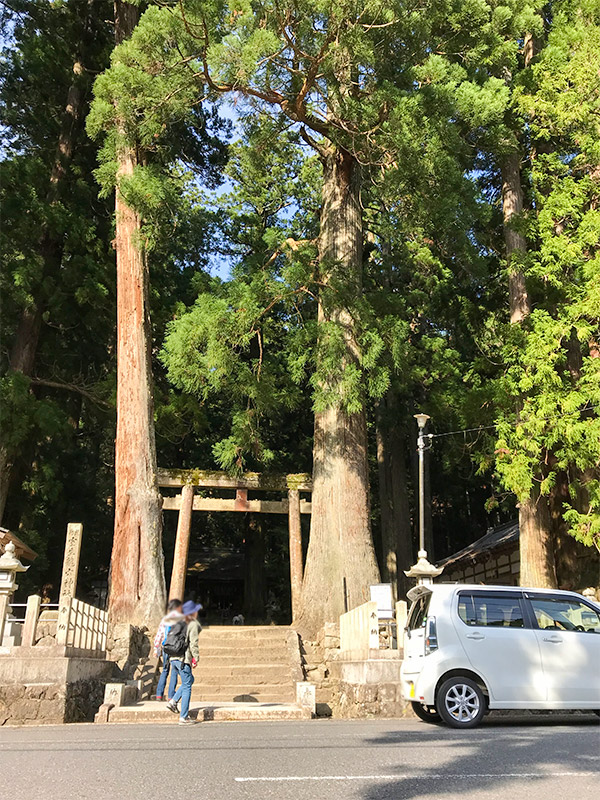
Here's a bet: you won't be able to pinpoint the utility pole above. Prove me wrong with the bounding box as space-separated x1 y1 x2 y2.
405 413 443 586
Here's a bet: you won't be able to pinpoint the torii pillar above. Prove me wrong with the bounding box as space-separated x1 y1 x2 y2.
169 484 194 601
288 488 303 621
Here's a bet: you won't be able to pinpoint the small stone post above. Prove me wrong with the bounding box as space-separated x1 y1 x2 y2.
288 488 303 622
169 483 194 601
59 522 83 604
22 594 42 647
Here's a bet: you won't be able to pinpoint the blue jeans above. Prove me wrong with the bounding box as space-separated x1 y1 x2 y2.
156 649 178 699
171 662 195 720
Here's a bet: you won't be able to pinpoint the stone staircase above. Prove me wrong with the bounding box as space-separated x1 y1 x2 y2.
95 625 313 723
191 626 297 703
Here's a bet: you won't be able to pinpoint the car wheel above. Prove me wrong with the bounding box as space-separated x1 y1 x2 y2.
411 701 441 723
436 677 486 729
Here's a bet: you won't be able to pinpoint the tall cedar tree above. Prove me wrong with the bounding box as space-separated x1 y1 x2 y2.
494 0 600 565
107 0 166 626
0 0 113 522
89 1 548 631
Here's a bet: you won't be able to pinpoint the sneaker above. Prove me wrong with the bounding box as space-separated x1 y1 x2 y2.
178 716 197 725
166 701 179 714
153 695 163 702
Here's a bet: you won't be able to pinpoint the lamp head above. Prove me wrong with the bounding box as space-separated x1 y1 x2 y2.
414 413 430 430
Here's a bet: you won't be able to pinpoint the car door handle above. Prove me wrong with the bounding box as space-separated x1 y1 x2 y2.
466 633 485 640
543 635 562 643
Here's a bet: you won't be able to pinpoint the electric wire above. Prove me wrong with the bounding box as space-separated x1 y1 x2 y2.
425 404 599 441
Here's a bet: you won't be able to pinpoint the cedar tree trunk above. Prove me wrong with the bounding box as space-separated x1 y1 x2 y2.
376 392 412 600
295 148 380 636
108 1 166 626
502 151 557 588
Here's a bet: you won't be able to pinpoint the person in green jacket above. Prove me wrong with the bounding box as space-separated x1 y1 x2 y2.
166 600 202 724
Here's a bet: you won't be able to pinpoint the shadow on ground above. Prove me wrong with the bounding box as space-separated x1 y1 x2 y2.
361 713 599 800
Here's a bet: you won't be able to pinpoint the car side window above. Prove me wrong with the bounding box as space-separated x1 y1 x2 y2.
528 596 600 633
458 593 525 628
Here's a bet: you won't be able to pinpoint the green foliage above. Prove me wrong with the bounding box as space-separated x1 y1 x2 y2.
492 0 600 549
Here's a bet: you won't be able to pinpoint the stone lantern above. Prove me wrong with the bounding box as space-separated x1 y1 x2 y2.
0 540 28 644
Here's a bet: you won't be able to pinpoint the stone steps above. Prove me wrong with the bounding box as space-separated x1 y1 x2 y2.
191 682 294 700
195 665 289 683
199 626 289 639
197 654 289 666
197 646 287 657
102 700 310 724
177 626 299 705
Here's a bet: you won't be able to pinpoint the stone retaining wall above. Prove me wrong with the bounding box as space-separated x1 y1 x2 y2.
329 680 411 718
300 622 411 719
0 676 108 726
0 646 112 726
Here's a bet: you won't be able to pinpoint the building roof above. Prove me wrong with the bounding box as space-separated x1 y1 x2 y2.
439 519 519 569
0 527 38 561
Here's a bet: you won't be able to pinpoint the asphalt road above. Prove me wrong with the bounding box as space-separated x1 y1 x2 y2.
0 715 598 800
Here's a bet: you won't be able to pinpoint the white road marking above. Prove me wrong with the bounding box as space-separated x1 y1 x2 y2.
235 771 598 783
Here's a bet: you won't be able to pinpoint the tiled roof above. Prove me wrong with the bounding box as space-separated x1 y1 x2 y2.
0 527 38 561
439 519 519 568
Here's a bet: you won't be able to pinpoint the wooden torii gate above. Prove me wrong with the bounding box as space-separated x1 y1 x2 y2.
157 469 312 619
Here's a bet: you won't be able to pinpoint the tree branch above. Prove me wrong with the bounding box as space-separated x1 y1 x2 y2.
30 377 112 409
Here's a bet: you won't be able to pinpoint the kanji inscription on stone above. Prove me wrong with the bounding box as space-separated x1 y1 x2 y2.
59 522 83 602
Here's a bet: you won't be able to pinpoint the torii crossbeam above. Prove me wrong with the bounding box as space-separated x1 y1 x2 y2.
157 469 312 619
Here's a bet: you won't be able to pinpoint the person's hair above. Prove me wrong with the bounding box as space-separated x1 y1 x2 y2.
167 598 182 612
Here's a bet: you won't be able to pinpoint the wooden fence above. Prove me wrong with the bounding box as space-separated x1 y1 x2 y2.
55 597 108 655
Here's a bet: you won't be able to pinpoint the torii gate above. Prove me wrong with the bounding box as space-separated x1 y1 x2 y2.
157 469 312 619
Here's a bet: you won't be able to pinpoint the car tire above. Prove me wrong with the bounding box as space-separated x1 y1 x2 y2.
411 702 441 723
436 677 487 729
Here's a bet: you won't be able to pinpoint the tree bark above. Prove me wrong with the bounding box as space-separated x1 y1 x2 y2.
0 7 91 524
501 153 531 325
502 147 556 588
518 487 557 587
376 392 412 601
295 148 380 636
107 1 166 627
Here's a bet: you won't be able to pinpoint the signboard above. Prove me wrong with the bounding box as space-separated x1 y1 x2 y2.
370 583 394 620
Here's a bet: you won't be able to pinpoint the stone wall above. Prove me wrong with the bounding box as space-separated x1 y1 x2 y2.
0 646 112 726
300 622 410 719
0 673 110 726
329 681 411 719
299 622 341 716
106 623 151 681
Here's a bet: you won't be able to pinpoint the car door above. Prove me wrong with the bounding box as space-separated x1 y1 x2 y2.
402 589 432 694
525 593 600 706
455 590 546 704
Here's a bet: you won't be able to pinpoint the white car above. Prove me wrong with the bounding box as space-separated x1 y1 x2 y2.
401 583 600 728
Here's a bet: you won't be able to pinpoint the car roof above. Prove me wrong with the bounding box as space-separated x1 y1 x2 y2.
407 583 590 602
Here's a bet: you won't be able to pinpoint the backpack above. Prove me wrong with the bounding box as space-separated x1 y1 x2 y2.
162 620 188 657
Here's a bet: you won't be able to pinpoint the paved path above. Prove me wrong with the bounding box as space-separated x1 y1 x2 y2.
0 715 598 800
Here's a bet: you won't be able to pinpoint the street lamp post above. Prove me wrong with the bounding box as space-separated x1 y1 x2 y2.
404 413 444 586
